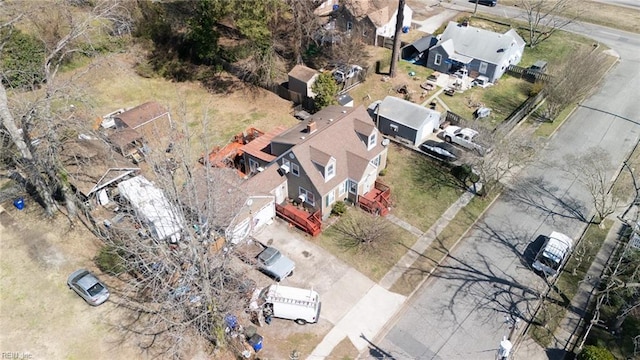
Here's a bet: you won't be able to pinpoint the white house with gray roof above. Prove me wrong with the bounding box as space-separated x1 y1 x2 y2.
426 21 525 83
369 96 442 146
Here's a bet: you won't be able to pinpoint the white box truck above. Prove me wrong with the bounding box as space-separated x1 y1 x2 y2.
253 284 321 325
532 231 574 277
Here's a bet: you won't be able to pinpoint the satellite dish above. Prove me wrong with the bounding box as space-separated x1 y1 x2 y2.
382 138 390 146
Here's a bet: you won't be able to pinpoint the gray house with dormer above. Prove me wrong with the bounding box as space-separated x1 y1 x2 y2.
426 21 525 83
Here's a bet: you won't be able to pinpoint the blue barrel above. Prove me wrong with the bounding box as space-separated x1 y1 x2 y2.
402 26 410 33
332 4 339 11
248 333 263 352
13 197 25 210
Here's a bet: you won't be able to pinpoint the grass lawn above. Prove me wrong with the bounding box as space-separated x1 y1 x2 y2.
390 192 497 295
443 74 532 126
383 144 465 232
317 210 417 283
313 143 466 283
496 0 640 35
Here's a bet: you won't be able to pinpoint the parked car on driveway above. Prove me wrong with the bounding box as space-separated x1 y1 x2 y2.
235 240 295 282
420 140 462 162
67 269 110 306
532 231 574 278
442 126 487 155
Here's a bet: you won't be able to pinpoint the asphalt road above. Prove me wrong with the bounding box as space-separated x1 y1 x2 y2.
376 6 640 360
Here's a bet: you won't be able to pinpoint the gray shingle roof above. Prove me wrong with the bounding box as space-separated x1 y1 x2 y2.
377 96 441 130
439 21 525 65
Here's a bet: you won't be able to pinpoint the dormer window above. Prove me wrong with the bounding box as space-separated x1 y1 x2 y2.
326 161 335 180
367 132 377 150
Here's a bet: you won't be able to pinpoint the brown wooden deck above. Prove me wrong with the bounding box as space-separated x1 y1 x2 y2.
358 181 391 216
275 203 322 236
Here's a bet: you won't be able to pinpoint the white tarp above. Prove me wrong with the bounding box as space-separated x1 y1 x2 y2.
117 176 184 242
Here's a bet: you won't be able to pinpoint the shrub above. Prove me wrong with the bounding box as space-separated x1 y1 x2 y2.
0 27 46 89
577 345 615 360
379 168 387 176
529 81 545 96
331 201 347 217
95 245 127 275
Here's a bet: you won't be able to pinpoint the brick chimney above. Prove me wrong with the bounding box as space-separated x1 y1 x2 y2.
307 120 317 134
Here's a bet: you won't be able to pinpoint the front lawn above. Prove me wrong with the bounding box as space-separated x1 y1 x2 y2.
316 210 416 282
382 144 465 232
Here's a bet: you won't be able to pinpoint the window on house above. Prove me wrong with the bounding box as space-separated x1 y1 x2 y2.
390 124 398 132
479 61 488 74
299 187 315 206
349 180 358 194
434 54 442 66
339 181 347 196
291 163 300 176
326 191 335 207
370 154 381 167
326 162 335 179
368 133 377 150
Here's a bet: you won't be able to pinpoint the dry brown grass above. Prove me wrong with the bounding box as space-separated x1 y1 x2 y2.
70 49 297 164
498 0 640 34
328 336 360 360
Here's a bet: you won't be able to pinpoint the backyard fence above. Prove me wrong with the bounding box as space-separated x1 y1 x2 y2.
506 65 552 83
495 90 546 133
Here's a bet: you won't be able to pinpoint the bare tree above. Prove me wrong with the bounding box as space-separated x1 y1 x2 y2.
462 126 541 195
331 209 392 250
389 0 405 78
1 0 125 217
543 47 611 121
518 0 581 48
563 147 620 224
94 131 258 358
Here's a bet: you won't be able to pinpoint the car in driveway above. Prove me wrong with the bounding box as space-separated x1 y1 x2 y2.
235 240 296 282
532 231 574 277
442 126 488 155
257 246 296 281
420 140 462 162
67 269 110 306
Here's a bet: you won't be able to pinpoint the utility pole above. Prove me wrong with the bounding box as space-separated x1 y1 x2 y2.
389 0 405 77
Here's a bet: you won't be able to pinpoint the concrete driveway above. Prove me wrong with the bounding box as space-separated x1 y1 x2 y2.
254 220 375 324
252 219 406 356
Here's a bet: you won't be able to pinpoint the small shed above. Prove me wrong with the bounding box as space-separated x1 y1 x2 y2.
114 102 171 130
401 35 436 64
369 96 441 146
288 65 320 98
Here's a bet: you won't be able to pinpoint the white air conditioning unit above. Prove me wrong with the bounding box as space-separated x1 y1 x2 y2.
257 167 264 172
280 164 290 173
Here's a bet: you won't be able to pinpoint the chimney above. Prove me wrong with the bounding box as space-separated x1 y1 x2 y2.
307 120 318 134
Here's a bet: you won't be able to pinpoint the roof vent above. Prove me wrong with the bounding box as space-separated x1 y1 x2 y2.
329 118 334 122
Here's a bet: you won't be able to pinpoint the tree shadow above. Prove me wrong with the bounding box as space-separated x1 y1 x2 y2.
503 176 589 223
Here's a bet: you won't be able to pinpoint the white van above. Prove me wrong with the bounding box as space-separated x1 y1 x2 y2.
532 231 574 277
255 284 321 325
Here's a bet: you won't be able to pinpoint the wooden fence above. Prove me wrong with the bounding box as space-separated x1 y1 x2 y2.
506 64 552 83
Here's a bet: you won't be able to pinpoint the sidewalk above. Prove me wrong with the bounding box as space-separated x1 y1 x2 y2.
548 220 623 356
308 189 477 359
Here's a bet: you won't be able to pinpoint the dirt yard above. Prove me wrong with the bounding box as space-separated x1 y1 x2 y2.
0 202 145 359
